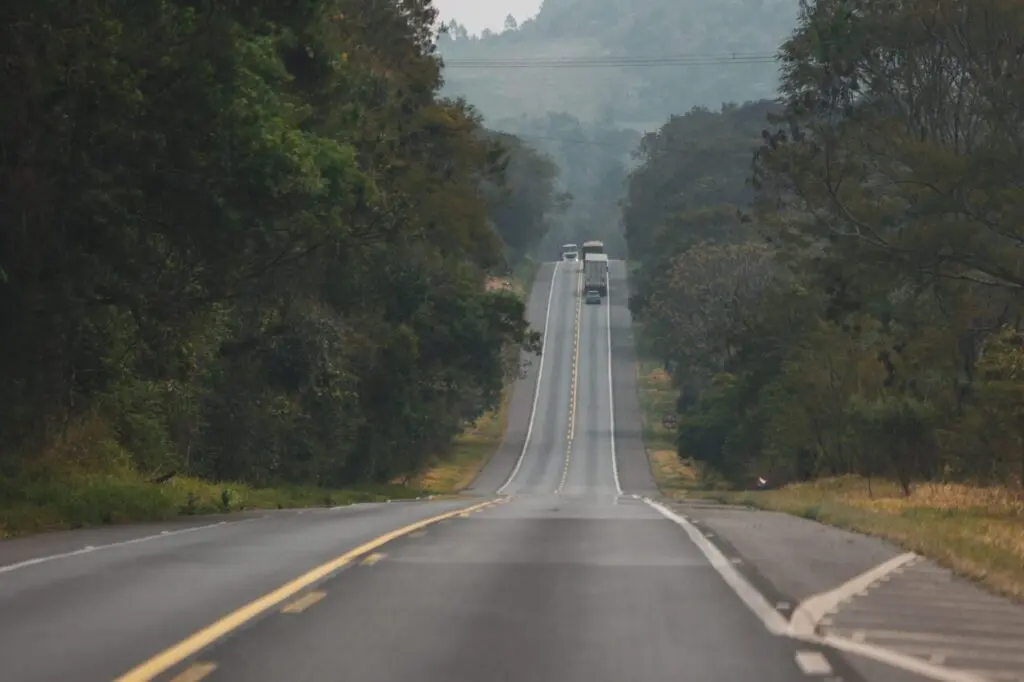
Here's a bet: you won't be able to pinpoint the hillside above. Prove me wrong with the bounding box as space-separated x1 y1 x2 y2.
437 0 799 127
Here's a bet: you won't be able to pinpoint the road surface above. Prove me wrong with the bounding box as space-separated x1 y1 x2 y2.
0 260 930 682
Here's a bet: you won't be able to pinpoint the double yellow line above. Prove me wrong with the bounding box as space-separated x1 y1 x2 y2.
559 268 584 492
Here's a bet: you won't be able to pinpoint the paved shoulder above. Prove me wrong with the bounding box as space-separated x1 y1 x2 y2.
607 260 659 495
825 557 1024 682
671 500 1024 682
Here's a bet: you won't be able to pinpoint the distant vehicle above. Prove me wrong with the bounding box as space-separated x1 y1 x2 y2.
583 253 609 297
560 243 579 261
581 240 605 260
585 289 601 305
562 251 578 261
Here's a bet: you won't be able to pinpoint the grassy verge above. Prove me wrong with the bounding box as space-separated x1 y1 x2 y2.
693 477 1024 600
635 359 699 492
0 470 422 539
407 258 541 495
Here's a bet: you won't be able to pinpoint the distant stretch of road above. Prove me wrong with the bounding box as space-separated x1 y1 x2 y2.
0 261 893 682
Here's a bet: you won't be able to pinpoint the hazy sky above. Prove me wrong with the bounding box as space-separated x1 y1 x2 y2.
432 0 543 35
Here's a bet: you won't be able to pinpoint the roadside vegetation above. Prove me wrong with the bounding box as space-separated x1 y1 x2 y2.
408 258 541 495
626 0 1024 598
1 2 564 536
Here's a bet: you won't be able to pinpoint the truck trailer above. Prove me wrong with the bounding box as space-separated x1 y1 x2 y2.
583 253 609 298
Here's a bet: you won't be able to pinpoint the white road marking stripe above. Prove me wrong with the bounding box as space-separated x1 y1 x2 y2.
795 651 833 675
0 521 230 575
789 552 918 637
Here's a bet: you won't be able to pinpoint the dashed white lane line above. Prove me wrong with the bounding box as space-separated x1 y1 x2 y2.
497 262 560 494
795 651 833 675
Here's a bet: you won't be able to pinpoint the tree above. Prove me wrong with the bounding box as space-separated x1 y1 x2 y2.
0 0 543 489
504 15 518 32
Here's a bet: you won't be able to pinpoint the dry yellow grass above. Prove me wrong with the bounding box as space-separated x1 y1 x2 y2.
635 360 701 492
649 449 698 489
692 475 1024 600
408 399 509 495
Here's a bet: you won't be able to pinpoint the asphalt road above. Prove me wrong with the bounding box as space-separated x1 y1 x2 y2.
1 260 884 682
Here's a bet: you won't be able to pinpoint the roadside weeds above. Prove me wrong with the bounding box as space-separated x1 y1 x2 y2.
0 473 421 540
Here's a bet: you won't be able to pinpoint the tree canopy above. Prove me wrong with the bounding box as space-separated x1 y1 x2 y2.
0 0 556 488
626 0 1024 491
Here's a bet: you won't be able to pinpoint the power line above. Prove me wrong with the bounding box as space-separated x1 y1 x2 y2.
439 53 780 68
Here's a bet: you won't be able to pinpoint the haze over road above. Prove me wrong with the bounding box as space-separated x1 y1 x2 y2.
1 262 930 682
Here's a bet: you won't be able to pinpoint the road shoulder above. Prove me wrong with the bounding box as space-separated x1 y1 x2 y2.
664 498 1024 682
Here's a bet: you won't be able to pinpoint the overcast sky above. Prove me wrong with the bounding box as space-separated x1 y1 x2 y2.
432 0 543 35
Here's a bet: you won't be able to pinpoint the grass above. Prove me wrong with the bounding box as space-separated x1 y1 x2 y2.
632 356 1024 600
635 359 700 492
692 476 1024 600
407 393 512 495
0 469 422 539
0 259 542 537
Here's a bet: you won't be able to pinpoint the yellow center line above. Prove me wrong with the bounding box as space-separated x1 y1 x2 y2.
281 590 327 614
114 498 496 682
559 269 584 493
168 663 217 682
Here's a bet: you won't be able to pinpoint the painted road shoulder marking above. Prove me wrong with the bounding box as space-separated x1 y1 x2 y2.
789 551 918 637
646 498 990 682
794 651 833 675
114 499 497 682
497 262 560 494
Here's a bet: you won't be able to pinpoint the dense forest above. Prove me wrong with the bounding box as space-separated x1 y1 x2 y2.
626 0 1024 491
0 0 563 493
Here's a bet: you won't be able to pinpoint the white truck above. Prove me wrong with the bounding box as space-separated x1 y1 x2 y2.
583 253 608 298
560 243 579 262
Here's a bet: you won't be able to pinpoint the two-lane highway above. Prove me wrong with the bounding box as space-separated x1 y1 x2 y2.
1 260 853 682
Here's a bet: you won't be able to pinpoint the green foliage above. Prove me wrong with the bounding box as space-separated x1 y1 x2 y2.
627 0 1024 492
0 0 553 497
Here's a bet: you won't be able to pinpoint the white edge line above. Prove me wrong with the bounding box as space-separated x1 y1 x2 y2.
643 498 787 634
0 521 230 575
607 260 622 495
789 551 918 637
497 261 559 494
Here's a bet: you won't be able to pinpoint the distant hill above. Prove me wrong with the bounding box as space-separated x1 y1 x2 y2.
437 0 799 127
